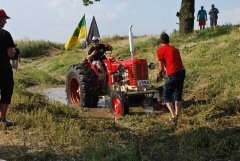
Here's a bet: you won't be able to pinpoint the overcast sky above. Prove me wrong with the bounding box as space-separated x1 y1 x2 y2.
1 0 240 43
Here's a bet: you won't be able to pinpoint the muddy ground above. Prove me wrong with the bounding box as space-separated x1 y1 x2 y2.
38 86 165 119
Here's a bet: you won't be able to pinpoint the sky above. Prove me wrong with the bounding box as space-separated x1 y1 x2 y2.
1 0 240 43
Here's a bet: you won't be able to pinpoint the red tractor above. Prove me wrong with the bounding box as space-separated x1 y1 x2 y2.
66 26 165 116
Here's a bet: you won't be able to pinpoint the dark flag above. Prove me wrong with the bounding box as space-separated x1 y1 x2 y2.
86 16 100 45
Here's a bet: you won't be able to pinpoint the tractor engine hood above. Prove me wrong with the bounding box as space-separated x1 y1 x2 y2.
111 59 149 86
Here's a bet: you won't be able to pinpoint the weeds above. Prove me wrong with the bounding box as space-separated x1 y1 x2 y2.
16 39 63 58
1 26 240 161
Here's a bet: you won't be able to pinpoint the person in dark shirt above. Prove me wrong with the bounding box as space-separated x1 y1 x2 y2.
156 33 185 122
87 36 112 75
209 4 219 29
0 9 18 127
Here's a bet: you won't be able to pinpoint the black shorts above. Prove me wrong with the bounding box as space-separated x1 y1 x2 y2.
0 70 14 104
163 69 185 102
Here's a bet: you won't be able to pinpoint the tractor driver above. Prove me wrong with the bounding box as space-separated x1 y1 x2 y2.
87 36 113 75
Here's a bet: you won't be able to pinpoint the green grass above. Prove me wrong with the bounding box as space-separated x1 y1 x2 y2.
16 39 63 58
0 26 240 161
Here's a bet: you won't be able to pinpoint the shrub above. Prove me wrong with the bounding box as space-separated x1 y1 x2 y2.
16 39 63 58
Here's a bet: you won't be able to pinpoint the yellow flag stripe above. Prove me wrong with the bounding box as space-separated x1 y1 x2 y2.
65 15 87 50
78 25 87 41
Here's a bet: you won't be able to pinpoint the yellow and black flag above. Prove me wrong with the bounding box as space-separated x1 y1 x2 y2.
65 15 87 50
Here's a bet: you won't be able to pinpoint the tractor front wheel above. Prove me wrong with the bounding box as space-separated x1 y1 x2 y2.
110 92 129 116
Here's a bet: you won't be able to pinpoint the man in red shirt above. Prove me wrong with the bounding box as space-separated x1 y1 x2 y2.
156 33 185 122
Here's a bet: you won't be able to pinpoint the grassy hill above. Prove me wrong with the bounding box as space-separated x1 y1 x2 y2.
0 26 239 161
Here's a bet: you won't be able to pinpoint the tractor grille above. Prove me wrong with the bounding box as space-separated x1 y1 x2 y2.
132 61 148 85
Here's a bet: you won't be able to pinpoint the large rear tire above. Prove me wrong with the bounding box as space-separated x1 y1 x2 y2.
66 63 99 107
110 91 129 116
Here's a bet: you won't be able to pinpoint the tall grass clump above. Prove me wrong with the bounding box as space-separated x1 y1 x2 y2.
16 68 63 88
102 34 128 42
135 37 159 53
194 25 232 41
16 39 63 58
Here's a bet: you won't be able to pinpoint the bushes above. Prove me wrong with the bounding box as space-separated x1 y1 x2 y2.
16 39 63 58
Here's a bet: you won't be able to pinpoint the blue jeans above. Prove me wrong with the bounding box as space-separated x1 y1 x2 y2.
163 69 185 102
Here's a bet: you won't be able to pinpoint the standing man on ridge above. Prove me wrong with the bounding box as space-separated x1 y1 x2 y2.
156 33 186 122
0 9 19 127
209 4 219 29
197 6 207 30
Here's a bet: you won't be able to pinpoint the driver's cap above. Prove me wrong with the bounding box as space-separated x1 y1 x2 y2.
0 9 10 19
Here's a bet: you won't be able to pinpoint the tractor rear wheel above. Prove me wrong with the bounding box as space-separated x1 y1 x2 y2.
110 91 129 116
66 63 99 107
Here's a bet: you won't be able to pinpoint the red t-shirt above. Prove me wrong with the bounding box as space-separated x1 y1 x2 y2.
157 44 184 75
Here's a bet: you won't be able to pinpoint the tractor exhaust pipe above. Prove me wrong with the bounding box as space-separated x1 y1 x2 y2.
129 25 134 60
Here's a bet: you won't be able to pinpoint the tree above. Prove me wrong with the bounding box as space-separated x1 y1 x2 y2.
177 0 195 33
83 0 195 34
82 0 100 6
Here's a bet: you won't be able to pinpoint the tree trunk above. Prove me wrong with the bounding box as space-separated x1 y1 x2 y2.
178 0 195 33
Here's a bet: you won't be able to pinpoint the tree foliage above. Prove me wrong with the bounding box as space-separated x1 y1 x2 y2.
82 0 100 6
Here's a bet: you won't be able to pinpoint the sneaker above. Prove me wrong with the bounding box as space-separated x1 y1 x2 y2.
1 118 16 127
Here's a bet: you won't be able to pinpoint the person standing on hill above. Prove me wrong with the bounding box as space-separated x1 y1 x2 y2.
197 6 207 30
156 33 186 122
209 4 219 29
0 9 19 127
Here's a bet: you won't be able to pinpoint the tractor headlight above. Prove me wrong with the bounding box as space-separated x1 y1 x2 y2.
148 62 156 70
